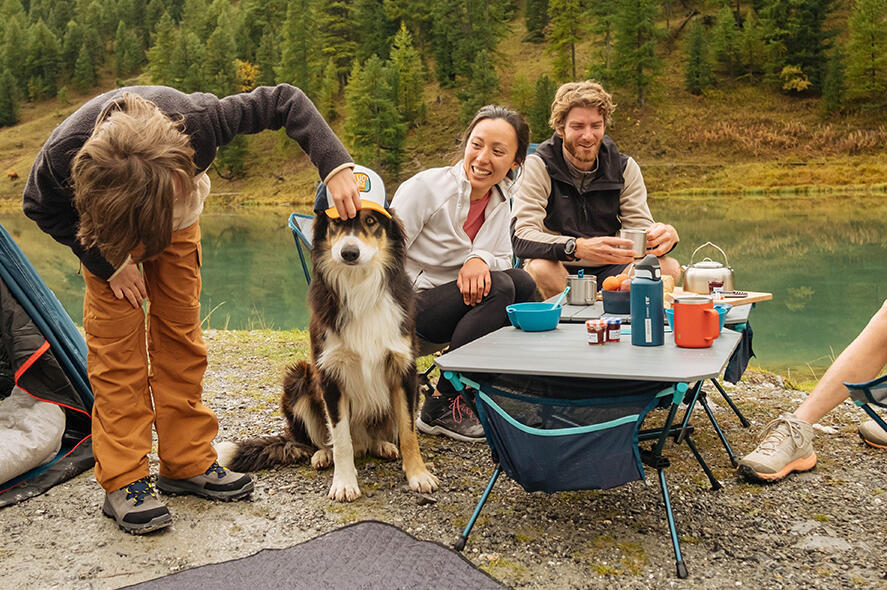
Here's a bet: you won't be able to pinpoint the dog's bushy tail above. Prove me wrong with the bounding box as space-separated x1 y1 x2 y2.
216 361 321 472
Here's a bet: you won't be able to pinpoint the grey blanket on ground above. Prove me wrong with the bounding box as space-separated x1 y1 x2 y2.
125 520 506 590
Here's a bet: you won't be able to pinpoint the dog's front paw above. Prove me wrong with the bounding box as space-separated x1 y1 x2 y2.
311 449 333 469
408 470 440 493
328 477 361 502
371 441 399 460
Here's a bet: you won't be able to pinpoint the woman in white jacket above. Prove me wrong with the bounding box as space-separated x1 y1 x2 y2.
390 105 536 442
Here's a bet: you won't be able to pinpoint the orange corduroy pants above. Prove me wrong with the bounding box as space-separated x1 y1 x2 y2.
83 222 218 492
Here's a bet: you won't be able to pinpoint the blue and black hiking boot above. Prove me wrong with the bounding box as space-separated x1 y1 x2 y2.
157 462 254 501
102 477 172 535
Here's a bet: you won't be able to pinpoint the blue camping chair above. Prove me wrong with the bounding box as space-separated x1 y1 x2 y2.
846 375 887 437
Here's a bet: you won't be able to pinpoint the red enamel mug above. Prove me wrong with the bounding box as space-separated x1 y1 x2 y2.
673 295 720 348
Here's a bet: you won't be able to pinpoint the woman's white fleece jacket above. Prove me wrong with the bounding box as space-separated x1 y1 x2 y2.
390 162 515 292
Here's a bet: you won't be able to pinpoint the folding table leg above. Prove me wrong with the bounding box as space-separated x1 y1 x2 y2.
698 394 739 467
657 468 688 579
682 435 722 491
454 466 502 552
709 378 750 427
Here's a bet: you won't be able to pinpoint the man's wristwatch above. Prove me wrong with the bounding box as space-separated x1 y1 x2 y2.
564 238 577 260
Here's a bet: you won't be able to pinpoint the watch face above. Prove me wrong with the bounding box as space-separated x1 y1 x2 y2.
565 239 576 255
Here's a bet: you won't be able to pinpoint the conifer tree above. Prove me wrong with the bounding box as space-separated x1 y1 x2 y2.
344 56 406 177
845 0 887 103
711 5 739 77
458 50 499 124
316 57 339 122
759 0 836 91
276 0 318 96
169 30 205 92
72 42 95 92
25 19 61 99
611 0 661 106
510 73 534 115
547 0 583 81
525 0 549 42
586 0 617 85
529 74 557 142
820 48 845 114
317 1 358 90
3 14 28 82
737 11 767 77
354 0 397 62
115 22 144 78
255 27 278 86
147 11 176 84
181 0 210 41
0 68 19 127
684 19 712 95
61 20 84 74
388 22 425 126
201 18 238 96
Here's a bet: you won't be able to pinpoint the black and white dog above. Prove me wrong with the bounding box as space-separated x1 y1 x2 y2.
218 194 438 502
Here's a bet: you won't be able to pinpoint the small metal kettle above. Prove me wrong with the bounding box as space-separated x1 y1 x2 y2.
681 242 734 294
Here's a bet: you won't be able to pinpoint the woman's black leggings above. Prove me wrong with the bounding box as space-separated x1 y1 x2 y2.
415 268 536 395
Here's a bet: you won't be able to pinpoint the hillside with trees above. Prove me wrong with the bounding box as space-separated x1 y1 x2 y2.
1 0 886 207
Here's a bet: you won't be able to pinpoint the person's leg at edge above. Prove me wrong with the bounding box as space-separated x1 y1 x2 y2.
739 300 887 483
523 258 567 300
83 265 171 533
145 222 252 501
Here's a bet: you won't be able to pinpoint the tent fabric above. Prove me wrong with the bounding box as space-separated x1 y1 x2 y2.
0 224 93 508
125 521 507 590
0 386 65 484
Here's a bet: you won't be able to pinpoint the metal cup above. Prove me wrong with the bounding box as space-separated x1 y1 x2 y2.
619 229 647 258
566 275 597 305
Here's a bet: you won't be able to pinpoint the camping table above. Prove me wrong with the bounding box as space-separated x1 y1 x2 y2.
435 325 741 579
553 297 757 465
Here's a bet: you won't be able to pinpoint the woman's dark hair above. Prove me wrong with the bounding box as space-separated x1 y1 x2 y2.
459 105 530 180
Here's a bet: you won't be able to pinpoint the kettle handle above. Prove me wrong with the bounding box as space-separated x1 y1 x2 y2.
689 241 729 267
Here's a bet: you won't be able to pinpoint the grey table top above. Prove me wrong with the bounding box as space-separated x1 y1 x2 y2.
435 324 742 383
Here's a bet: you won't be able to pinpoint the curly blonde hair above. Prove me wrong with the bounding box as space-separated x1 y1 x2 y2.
72 93 196 268
548 80 616 132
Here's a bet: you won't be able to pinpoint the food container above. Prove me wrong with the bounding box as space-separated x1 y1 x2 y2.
681 242 734 294
566 274 597 305
507 302 562 332
585 320 606 345
602 289 631 314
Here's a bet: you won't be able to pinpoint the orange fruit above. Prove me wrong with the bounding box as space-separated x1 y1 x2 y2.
602 276 621 291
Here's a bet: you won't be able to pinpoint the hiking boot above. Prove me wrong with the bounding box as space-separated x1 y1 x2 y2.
157 462 254 501
737 412 817 483
102 477 172 534
417 394 485 443
858 419 887 449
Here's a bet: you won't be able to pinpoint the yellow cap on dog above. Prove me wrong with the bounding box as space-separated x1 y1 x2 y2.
321 165 391 219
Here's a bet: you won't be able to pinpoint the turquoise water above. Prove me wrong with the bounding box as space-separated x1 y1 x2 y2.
2 194 885 378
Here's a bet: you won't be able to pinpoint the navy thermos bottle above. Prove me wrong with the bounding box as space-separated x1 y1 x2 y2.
630 254 665 346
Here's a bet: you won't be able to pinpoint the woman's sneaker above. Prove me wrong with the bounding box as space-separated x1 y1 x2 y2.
417 394 485 443
737 413 817 483
157 462 253 501
858 420 887 449
102 477 172 534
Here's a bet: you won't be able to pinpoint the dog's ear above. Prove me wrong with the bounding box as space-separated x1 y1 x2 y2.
311 212 329 255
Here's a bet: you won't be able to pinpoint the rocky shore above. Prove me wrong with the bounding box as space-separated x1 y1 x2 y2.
2 330 885 589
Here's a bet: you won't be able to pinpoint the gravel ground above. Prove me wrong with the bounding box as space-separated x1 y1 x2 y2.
3 330 886 589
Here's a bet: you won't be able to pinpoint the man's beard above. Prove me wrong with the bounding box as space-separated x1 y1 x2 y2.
563 136 600 167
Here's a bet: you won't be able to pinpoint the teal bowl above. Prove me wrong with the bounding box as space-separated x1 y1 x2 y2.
666 303 732 332
506 302 562 332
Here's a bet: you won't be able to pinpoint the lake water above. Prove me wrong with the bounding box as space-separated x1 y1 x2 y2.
2 194 885 380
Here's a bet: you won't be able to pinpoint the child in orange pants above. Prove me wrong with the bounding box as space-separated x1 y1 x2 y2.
23 85 361 533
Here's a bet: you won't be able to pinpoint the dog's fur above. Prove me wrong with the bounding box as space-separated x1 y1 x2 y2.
216 208 438 501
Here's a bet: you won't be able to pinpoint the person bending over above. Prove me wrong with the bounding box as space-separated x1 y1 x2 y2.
23 84 360 533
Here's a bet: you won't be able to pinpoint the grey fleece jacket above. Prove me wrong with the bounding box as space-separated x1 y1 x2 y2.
22 84 353 280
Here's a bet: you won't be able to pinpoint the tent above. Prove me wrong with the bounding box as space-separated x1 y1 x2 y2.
0 223 93 507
